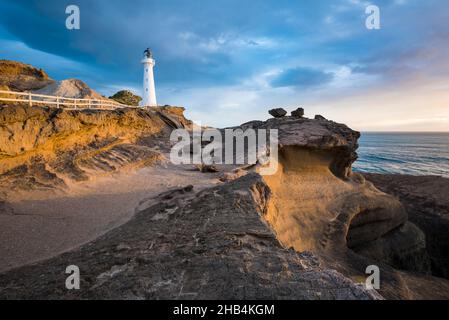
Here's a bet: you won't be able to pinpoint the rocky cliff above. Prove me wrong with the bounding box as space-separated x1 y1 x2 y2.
365 174 449 280
0 60 53 92
0 104 191 195
0 175 381 300
247 117 426 268
1 109 449 300
237 116 447 299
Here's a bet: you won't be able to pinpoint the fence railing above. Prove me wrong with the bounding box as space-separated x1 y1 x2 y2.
0 89 136 110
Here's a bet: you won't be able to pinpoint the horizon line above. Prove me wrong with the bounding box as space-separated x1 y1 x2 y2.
360 131 449 133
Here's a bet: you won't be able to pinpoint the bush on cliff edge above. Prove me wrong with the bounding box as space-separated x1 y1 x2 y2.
109 90 142 106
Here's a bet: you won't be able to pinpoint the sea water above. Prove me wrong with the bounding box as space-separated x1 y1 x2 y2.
354 132 449 178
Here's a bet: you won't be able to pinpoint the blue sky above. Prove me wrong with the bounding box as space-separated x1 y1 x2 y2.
1 0 448 130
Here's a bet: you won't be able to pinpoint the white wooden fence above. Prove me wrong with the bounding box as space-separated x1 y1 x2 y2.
0 89 136 110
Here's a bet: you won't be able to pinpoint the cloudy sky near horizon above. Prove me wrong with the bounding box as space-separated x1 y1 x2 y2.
1 0 448 131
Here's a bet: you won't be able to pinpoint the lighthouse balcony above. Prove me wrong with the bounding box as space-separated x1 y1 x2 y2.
141 58 155 65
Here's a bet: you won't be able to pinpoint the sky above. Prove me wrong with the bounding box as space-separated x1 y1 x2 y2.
0 0 448 131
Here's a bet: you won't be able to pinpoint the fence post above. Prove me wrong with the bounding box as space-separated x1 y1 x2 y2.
74 99 77 109
28 92 32 107
57 96 60 108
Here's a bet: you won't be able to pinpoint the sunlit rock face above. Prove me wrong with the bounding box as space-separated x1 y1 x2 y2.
239 116 448 299
1 107 448 300
0 104 190 193
0 60 54 92
241 116 414 257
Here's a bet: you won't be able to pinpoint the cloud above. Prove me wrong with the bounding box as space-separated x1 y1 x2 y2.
0 0 448 130
179 32 278 54
270 67 334 88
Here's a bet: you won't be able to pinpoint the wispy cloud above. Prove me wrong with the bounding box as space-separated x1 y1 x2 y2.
270 67 334 88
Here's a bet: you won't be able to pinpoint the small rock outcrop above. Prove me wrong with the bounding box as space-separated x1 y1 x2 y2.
291 107 304 118
0 60 53 91
33 79 106 100
315 115 326 120
268 108 287 118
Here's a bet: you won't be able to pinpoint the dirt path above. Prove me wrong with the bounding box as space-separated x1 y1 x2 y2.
0 164 219 273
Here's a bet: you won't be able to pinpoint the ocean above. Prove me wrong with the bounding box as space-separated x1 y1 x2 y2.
354 132 449 178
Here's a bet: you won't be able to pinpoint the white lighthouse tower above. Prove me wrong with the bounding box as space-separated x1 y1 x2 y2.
141 48 157 107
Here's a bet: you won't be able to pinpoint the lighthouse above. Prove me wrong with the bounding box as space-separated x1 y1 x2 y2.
141 48 157 107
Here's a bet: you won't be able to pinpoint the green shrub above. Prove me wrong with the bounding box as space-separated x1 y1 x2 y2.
109 90 142 106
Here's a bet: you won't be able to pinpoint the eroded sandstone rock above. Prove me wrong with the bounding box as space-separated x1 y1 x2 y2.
229 115 448 298
291 107 304 118
1 108 448 300
365 174 449 279
0 105 190 193
0 60 53 92
0 174 381 300
268 108 287 118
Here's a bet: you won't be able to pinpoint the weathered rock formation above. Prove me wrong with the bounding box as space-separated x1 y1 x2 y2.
0 104 190 194
268 108 287 118
0 173 383 300
365 174 449 280
291 107 304 118
0 60 192 195
1 109 449 300
225 115 448 299
0 60 53 92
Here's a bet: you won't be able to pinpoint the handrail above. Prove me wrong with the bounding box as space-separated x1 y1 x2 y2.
0 89 137 110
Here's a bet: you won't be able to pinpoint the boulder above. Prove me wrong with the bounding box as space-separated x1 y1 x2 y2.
268 108 287 118
315 115 326 120
291 107 304 118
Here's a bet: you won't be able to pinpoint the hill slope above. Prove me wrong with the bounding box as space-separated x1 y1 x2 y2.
0 60 54 91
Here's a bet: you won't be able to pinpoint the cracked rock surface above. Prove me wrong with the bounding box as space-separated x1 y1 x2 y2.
0 174 380 300
1 109 449 300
